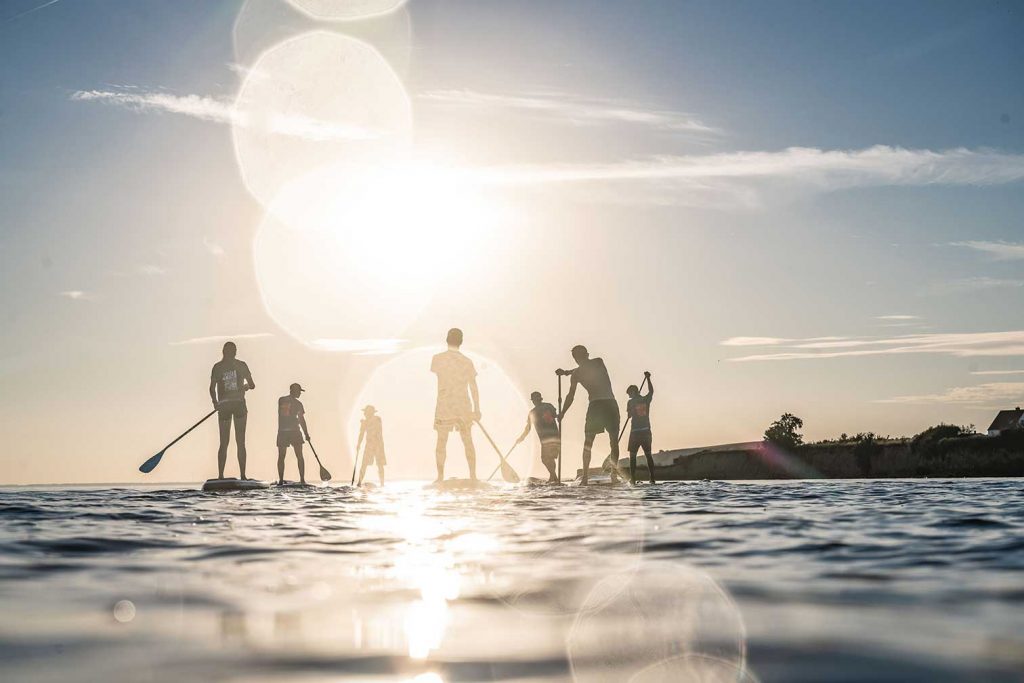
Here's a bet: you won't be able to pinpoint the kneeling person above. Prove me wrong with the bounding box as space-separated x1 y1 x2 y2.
277 383 310 484
513 391 561 482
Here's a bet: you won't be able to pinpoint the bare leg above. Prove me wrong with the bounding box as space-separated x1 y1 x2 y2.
277 446 287 484
459 427 477 481
217 416 230 479
235 413 248 479
377 464 385 485
435 431 448 482
358 455 369 486
629 446 639 485
582 433 596 485
644 441 655 484
604 426 620 483
295 442 305 484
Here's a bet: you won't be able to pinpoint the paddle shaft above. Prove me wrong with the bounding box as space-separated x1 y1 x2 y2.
140 409 217 473
487 442 518 481
557 371 564 482
350 439 360 486
305 438 331 480
475 421 519 482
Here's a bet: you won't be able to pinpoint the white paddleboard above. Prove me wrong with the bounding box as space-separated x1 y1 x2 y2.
202 478 271 492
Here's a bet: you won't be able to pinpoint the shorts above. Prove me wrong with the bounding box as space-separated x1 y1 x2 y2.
218 401 247 422
540 440 560 466
434 417 472 433
584 399 620 436
363 447 387 466
277 431 303 449
628 430 653 453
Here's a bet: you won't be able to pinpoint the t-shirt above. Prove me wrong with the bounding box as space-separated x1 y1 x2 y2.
430 349 477 421
361 415 384 450
627 394 652 432
278 396 304 433
572 358 614 402
529 402 560 443
211 359 252 403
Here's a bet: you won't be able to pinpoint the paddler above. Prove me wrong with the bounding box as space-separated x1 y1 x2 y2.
511 391 560 483
558 345 621 485
431 327 481 482
276 383 310 485
209 341 255 480
625 372 656 485
355 405 387 486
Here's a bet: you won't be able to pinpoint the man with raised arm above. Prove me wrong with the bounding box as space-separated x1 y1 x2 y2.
625 372 656 485
209 341 255 480
431 328 480 482
511 391 560 483
558 345 620 485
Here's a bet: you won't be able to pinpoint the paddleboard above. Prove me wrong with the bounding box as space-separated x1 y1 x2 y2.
569 474 623 487
427 478 493 491
202 478 271 492
272 481 318 489
523 477 564 487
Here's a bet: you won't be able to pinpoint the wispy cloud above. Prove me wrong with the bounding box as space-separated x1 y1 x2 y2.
877 382 1024 405
929 276 1024 293
5 0 62 23
203 236 225 258
170 333 273 346
950 240 1024 260
475 146 1024 206
723 330 1024 362
71 88 380 141
58 290 91 301
877 314 920 321
310 338 405 355
971 369 1024 376
137 264 166 276
419 89 721 135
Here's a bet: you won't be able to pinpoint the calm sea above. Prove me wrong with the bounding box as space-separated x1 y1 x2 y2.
1 479 1022 682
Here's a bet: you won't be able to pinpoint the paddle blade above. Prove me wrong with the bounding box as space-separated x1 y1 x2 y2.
500 460 520 484
319 465 332 481
139 451 164 474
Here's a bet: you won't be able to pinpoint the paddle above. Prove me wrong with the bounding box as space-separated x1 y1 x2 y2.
305 438 331 481
139 409 217 474
475 421 520 483
350 439 361 486
486 442 520 481
557 370 564 483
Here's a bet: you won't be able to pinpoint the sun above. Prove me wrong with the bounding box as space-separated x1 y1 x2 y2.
253 160 505 347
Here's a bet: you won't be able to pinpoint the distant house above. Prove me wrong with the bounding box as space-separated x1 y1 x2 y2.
987 408 1024 436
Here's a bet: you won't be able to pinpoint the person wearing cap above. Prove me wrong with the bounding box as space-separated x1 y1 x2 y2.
355 405 387 486
625 372 656 485
512 391 560 483
276 383 310 485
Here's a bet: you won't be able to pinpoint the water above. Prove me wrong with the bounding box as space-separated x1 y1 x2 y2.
1 479 1022 682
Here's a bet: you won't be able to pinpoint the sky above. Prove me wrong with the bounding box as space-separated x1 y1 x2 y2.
1 0 1023 485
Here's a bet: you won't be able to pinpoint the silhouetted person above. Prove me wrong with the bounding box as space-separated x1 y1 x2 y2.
431 328 480 482
356 405 386 486
626 372 656 485
277 383 309 485
512 391 560 483
209 341 255 479
559 345 619 485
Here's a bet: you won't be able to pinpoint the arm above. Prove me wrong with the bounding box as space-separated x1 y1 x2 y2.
299 412 310 440
209 373 218 407
514 416 532 445
243 363 255 392
469 375 481 420
561 374 579 418
644 372 653 401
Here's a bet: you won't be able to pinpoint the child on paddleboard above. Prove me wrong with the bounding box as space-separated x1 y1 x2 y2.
277 383 310 485
512 391 560 483
356 405 387 486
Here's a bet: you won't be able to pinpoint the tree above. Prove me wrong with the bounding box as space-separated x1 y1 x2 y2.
764 413 804 450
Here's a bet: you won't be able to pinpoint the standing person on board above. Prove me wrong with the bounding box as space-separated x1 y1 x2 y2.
276 383 310 485
558 345 621 485
355 405 387 486
431 328 481 482
209 341 255 480
511 391 561 483
625 372 656 485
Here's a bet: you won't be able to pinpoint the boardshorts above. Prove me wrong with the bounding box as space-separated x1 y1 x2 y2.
585 399 620 436
628 430 653 453
218 400 247 422
540 440 560 467
277 431 303 449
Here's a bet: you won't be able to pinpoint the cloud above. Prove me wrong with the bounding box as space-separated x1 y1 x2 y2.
170 333 273 346
58 290 91 301
970 369 1024 376
877 315 920 321
419 89 721 135
724 330 1024 362
203 236 225 258
137 264 166 276
310 338 405 355
71 88 379 141
474 146 1024 206
721 336 847 347
5 0 62 23
929 277 1024 293
949 240 1024 260
877 382 1024 405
